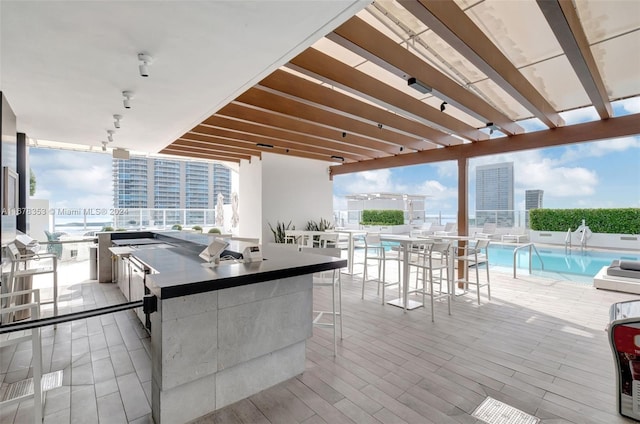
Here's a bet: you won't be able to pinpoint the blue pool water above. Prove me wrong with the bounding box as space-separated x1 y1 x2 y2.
370 240 638 283
489 244 639 282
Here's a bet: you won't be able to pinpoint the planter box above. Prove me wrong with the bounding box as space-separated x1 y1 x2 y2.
530 230 639 250
361 224 409 234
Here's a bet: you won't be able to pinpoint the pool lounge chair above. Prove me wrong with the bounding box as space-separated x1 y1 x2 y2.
593 260 640 294
474 223 498 239
501 228 529 243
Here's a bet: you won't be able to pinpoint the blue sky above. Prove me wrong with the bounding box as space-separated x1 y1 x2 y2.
31 99 640 217
333 98 640 215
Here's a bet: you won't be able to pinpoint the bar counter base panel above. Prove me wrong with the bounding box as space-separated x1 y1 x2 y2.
150 275 312 424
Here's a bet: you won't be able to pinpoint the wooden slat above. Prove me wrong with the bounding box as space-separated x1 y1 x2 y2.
200 114 372 161
259 69 450 147
160 147 243 163
173 137 263 157
330 16 523 136
183 129 347 163
330 113 640 175
189 125 357 162
218 102 389 158
537 0 612 119
236 87 424 154
288 47 487 141
401 0 565 128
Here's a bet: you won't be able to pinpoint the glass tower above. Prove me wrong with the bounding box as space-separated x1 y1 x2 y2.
475 162 514 226
113 155 232 228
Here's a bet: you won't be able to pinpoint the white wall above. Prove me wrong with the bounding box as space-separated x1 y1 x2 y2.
261 153 333 244
238 157 263 241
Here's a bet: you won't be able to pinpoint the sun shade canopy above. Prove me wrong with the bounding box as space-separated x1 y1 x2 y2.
163 0 640 175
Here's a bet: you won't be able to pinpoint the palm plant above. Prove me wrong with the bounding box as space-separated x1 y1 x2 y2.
269 221 294 243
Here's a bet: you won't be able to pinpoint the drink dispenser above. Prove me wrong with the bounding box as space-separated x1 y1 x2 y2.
609 300 640 421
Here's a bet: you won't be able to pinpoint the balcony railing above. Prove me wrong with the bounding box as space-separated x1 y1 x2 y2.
51 208 220 234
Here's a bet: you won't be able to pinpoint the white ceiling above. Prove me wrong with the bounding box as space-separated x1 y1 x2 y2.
0 0 368 153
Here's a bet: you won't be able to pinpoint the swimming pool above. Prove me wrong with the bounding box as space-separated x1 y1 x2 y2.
489 244 640 283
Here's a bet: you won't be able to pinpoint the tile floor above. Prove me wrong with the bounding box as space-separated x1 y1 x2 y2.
1 255 639 423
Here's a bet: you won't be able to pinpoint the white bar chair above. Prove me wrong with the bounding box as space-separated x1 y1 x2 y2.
408 241 451 321
0 289 43 424
5 243 58 320
362 233 401 305
301 247 343 355
455 239 491 304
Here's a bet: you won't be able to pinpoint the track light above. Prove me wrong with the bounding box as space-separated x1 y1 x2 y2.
378 123 383 129
331 155 345 162
113 114 122 129
440 101 447 112
122 91 133 109
107 130 115 143
342 132 347 138
138 53 153 77
407 77 432 94
102 141 108 152
485 122 496 135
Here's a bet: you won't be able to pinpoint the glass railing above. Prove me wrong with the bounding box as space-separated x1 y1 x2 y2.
49 208 221 234
333 209 531 229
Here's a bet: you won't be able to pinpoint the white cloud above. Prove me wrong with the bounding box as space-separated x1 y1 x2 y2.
559 137 640 163
517 161 598 197
621 97 640 114
341 169 406 194
560 107 599 125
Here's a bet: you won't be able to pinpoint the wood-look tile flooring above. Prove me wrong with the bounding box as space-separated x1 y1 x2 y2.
1 264 639 423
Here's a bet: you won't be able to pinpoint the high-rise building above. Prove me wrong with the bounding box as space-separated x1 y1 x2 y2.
525 189 544 210
475 162 514 226
113 155 232 227
525 189 543 227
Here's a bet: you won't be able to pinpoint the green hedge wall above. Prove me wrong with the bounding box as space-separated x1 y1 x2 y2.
529 208 640 234
361 209 404 226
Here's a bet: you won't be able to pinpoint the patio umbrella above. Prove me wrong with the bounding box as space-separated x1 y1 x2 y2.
231 192 239 228
215 193 224 228
407 199 414 224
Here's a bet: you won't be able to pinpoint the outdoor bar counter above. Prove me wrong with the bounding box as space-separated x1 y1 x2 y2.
106 231 345 424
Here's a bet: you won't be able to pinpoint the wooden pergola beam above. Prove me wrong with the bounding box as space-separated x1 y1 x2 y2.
537 0 612 119
330 16 523 136
401 0 565 128
217 102 387 158
330 113 640 176
259 69 449 147
288 47 487 141
235 88 416 155
199 114 370 161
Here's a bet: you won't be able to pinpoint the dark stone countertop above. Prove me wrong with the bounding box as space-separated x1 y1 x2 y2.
128 237 345 299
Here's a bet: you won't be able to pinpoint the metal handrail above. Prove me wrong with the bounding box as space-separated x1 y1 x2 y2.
564 227 572 250
0 301 143 334
513 243 544 278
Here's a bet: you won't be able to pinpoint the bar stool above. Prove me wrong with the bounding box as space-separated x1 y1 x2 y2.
455 239 491 304
5 243 58 320
301 247 342 355
362 233 401 304
0 289 43 423
408 241 451 322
